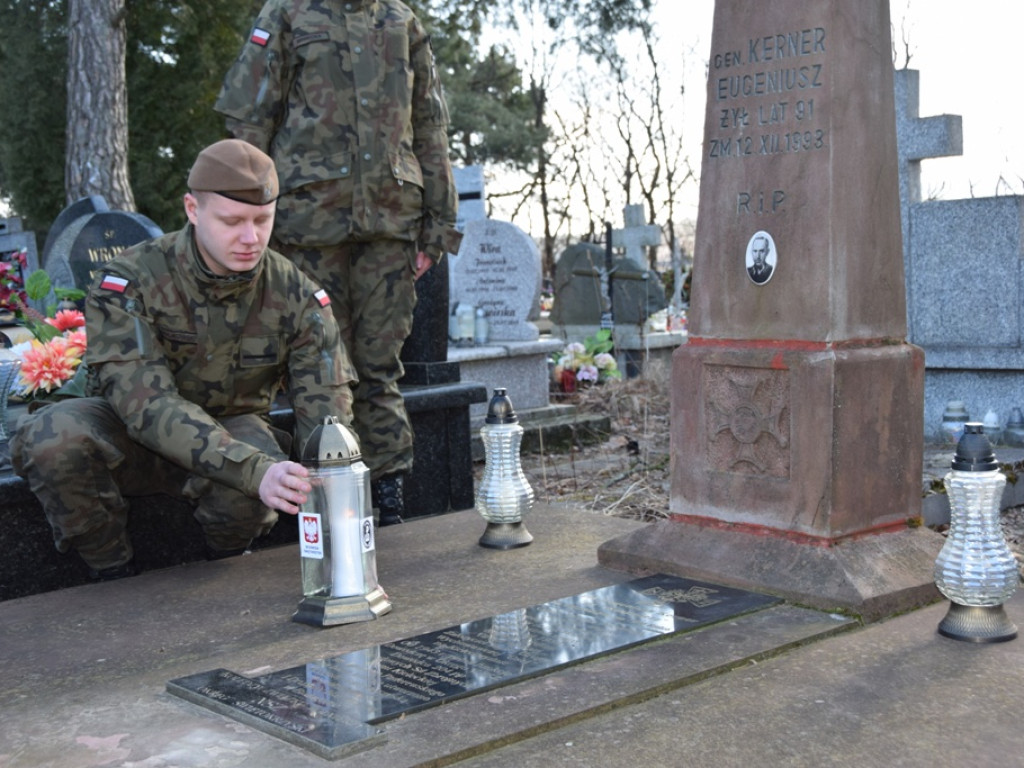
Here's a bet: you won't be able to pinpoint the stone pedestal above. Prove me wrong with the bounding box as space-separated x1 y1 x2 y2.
599 341 937 621
598 0 943 620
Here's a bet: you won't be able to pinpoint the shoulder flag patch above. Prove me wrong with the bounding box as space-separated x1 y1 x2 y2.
314 289 331 307
100 274 130 293
250 27 271 46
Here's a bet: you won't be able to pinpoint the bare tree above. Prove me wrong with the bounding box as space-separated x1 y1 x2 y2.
65 0 135 209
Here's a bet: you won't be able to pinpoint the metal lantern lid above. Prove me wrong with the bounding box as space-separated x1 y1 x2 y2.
300 416 362 466
485 388 518 425
952 422 998 472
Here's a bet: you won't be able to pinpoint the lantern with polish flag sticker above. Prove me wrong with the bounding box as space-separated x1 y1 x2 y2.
293 416 391 627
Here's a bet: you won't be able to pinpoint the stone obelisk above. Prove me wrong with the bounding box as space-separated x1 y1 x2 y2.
599 0 943 621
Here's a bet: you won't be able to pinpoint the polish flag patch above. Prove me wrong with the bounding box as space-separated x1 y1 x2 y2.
314 289 331 307
100 274 129 293
250 27 271 46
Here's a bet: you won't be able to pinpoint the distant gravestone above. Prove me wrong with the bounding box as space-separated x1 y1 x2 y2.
550 242 666 328
453 166 487 232
0 217 41 320
40 195 109 267
449 219 541 342
43 200 162 294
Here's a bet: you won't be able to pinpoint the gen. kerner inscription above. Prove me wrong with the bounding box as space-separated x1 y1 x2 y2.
709 26 826 170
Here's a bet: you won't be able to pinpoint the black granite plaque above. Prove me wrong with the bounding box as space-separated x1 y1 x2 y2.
168 575 780 759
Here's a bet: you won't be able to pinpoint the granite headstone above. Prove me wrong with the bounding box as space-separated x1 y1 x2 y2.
894 68 1024 439
43 200 162 294
448 219 541 342
550 242 666 328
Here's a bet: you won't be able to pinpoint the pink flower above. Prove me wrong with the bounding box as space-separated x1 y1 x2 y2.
18 337 83 395
65 329 88 355
45 308 86 332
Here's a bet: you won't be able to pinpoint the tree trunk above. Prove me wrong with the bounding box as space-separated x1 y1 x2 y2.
65 0 135 210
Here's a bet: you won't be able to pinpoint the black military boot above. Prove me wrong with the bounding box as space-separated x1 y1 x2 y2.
372 474 405 527
88 559 138 582
205 544 251 561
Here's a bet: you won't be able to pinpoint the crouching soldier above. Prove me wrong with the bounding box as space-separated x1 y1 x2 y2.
11 139 357 580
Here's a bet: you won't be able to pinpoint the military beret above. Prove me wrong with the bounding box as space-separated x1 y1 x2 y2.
187 139 278 205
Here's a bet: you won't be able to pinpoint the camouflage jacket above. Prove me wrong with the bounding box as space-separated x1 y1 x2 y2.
84 225 356 498
214 0 462 261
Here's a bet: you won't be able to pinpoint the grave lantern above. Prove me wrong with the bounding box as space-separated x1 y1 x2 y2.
933 423 1018 643
476 388 535 549
293 416 391 627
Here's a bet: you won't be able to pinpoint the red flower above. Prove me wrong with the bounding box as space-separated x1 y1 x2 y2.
45 308 86 332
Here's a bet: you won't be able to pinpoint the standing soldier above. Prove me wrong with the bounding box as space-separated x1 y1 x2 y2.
214 0 462 526
11 140 356 580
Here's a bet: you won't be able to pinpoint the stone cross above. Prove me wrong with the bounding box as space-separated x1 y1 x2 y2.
611 204 662 267
893 69 963 255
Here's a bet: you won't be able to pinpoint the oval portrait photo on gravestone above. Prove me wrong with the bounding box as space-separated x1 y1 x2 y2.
745 230 777 286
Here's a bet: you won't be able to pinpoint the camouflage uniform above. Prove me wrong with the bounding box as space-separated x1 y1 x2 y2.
214 0 461 480
10 225 356 570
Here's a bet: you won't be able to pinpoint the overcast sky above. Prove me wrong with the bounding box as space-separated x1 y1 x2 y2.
675 0 1023 205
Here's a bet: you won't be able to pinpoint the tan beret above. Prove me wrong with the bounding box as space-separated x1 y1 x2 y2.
187 139 278 205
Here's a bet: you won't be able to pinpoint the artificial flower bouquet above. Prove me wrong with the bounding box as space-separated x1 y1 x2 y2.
1 252 87 402
551 328 621 391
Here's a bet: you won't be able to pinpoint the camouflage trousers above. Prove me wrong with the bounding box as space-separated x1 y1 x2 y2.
10 398 286 570
275 238 417 479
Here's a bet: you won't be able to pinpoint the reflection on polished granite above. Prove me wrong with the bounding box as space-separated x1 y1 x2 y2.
168 574 780 760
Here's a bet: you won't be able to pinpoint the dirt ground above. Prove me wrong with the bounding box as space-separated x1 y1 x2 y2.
503 359 674 523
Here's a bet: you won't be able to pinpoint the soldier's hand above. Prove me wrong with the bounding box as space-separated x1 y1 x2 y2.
414 250 434 281
259 461 311 515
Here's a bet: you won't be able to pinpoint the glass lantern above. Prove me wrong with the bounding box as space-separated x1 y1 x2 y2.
476 388 535 549
933 423 1018 642
293 416 391 627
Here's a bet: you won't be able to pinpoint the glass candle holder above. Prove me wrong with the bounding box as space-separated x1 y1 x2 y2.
476 388 535 549
933 423 1018 642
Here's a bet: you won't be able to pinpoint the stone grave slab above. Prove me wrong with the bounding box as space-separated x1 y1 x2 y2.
168 574 780 760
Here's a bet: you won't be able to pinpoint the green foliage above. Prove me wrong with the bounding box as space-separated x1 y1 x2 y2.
584 327 614 357
0 0 651 238
125 0 262 230
0 0 258 235
0 0 69 233
23 269 52 302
